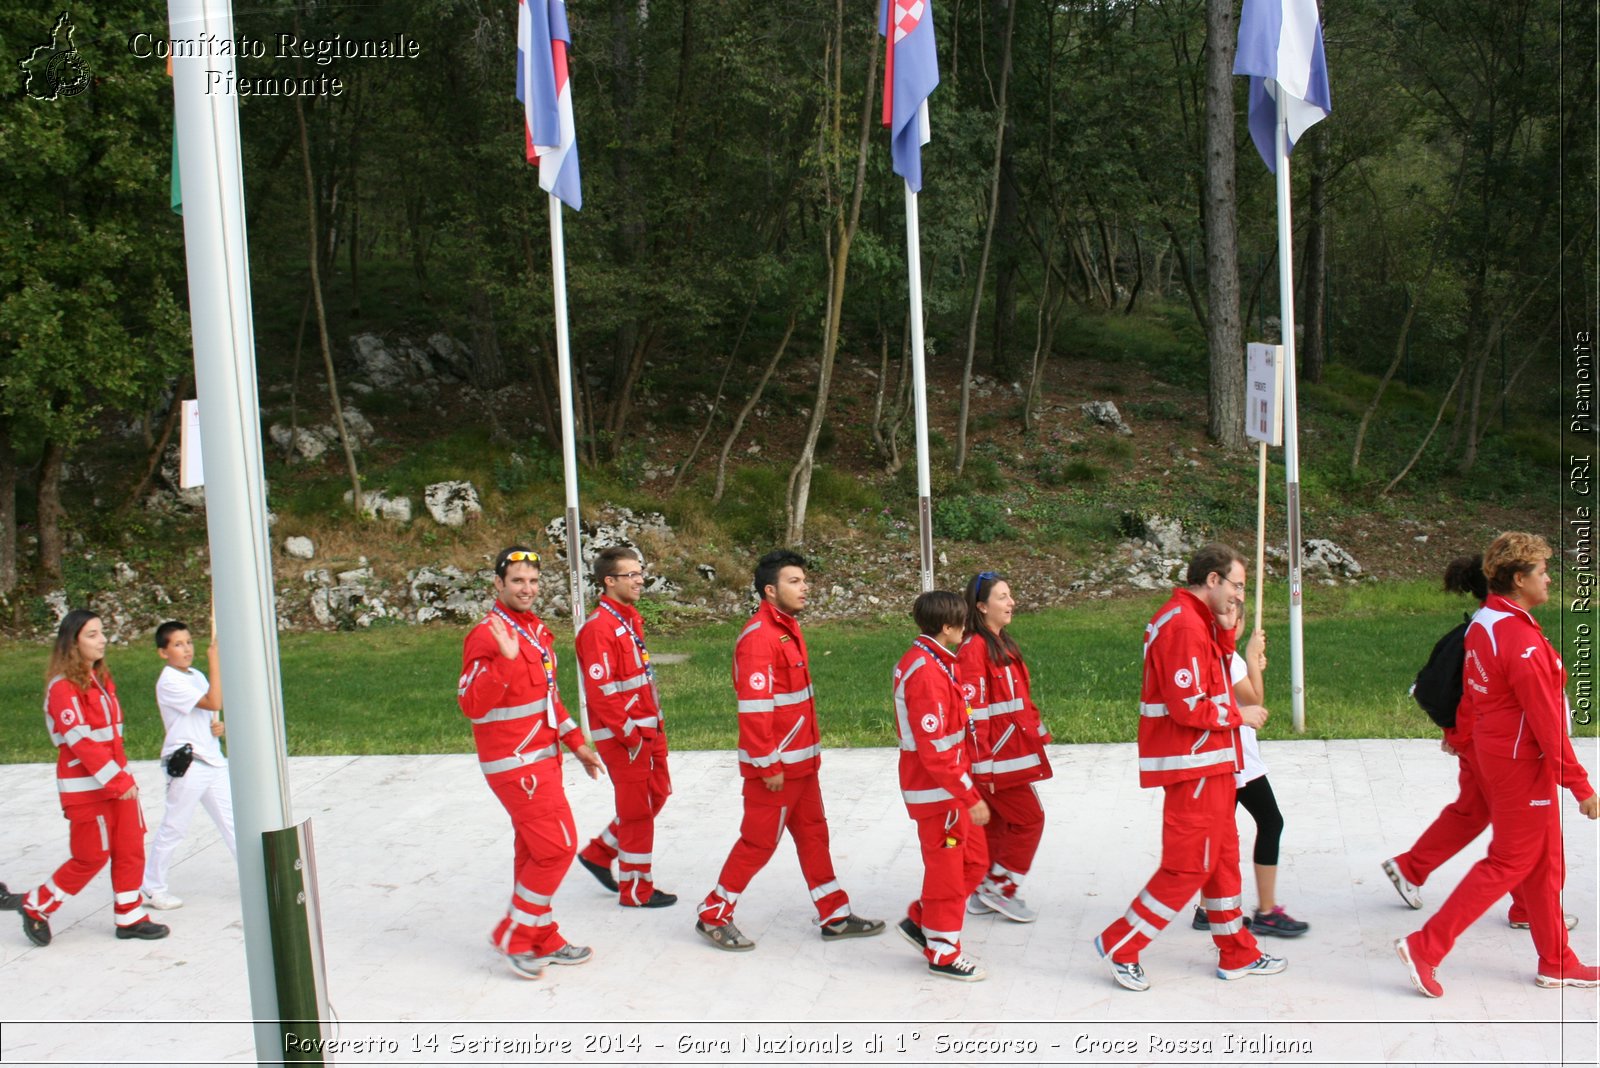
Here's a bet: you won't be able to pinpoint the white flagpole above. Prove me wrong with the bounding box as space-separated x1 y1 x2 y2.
905 181 935 593
548 192 592 744
1255 440 1267 634
1274 102 1307 734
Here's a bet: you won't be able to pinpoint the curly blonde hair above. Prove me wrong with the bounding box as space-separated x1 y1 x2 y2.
1482 532 1552 596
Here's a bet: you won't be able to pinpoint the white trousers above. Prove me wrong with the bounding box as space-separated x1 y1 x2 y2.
142 761 237 895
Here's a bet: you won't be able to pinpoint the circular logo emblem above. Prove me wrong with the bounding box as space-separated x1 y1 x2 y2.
749 672 767 691
962 683 977 701
587 663 603 680
921 713 940 734
59 707 76 727
1174 668 1193 689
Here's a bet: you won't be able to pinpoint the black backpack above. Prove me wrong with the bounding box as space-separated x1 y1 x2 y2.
1411 613 1471 729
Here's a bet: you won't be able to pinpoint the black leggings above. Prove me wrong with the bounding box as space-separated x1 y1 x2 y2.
1235 775 1283 867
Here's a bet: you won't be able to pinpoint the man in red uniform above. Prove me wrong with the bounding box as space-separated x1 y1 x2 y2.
1397 532 1600 996
1093 544 1285 991
458 546 604 979
575 546 676 908
894 590 992 982
695 550 884 951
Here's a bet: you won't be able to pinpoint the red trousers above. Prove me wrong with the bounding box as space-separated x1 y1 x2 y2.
1414 752 1580 974
1393 747 1531 919
907 806 988 965
978 782 1044 899
580 735 671 905
25 798 150 929
697 774 849 927
1097 775 1261 970
487 772 576 956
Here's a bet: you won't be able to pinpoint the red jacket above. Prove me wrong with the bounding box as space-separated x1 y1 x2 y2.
957 634 1052 790
45 672 137 810
1136 588 1243 788
458 605 585 786
732 601 821 780
576 596 663 749
894 637 982 818
1464 594 1594 801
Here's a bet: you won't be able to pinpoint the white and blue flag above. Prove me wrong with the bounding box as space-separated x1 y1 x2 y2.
1234 0 1331 173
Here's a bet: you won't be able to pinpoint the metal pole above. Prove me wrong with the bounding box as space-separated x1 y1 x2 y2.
905 182 934 593
1254 441 1268 634
1274 103 1308 734
548 193 591 743
168 0 324 1057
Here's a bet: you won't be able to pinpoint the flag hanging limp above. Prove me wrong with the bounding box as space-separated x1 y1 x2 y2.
879 0 939 193
1233 0 1331 173
517 0 582 210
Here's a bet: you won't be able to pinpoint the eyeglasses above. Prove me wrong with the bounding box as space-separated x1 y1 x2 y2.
1218 576 1245 594
615 571 644 581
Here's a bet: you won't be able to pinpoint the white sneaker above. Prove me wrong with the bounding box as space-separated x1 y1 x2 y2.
1217 954 1288 980
143 890 184 911
1382 859 1423 910
1510 912 1578 931
965 892 994 915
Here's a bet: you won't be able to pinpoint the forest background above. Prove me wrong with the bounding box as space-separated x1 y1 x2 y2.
0 0 1592 662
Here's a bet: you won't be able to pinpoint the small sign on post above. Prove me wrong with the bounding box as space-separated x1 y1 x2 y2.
179 399 203 488
1246 343 1284 447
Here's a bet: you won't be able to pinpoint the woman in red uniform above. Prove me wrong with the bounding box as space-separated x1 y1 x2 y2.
958 571 1051 923
1 610 169 945
1397 533 1599 996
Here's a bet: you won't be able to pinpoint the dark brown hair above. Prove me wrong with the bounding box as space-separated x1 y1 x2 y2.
593 546 642 584
1185 543 1246 587
1442 555 1488 602
965 572 1021 666
913 591 967 637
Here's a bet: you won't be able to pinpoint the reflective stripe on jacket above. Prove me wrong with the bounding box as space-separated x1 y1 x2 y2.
1135 588 1243 788
957 634 1052 790
458 608 584 785
732 601 821 780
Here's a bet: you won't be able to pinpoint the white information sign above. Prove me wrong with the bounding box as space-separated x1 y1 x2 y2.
179 399 204 487
1246 342 1284 446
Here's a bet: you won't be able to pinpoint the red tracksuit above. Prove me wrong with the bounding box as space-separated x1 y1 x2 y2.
1413 595 1595 974
958 634 1051 902
1390 709 1534 919
895 637 988 966
1096 588 1262 971
698 601 851 928
459 605 588 956
23 673 152 931
576 596 671 905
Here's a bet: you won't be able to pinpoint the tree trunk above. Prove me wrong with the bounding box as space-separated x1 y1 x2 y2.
122 374 191 513
715 311 798 504
673 302 755 493
0 428 16 598
1301 128 1329 383
785 4 877 545
954 0 1019 475
37 440 66 582
1381 362 1467 496
296 93 363 514
467 281 507 389
1201 0 1245 448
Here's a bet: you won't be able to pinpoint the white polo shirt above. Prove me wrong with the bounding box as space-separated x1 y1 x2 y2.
156 665 226 768
1231 653 1266 787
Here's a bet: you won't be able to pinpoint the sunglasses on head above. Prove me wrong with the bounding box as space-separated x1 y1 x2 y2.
972 570 1000 593
497 549 541 574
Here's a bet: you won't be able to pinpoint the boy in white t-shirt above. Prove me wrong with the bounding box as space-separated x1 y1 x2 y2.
141 621 237 910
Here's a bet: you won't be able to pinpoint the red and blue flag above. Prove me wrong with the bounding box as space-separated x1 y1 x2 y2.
879 0 938 193
517 0 582 210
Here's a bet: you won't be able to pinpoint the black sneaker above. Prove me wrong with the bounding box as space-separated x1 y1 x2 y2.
1252 906 1309 937
578 856 618 893
21 910 51 947
115 920 170 940
621 890 677 908
821 914 885 941
895 917 927 951
1192 906 1252 931
928 953 987 982
0 883 22 912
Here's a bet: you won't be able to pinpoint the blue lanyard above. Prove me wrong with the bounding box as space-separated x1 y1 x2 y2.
599 601 654 680
492 606 557 699
914 638 974 727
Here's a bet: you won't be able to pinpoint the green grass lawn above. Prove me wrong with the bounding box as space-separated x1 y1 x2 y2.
2 581 1588 764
